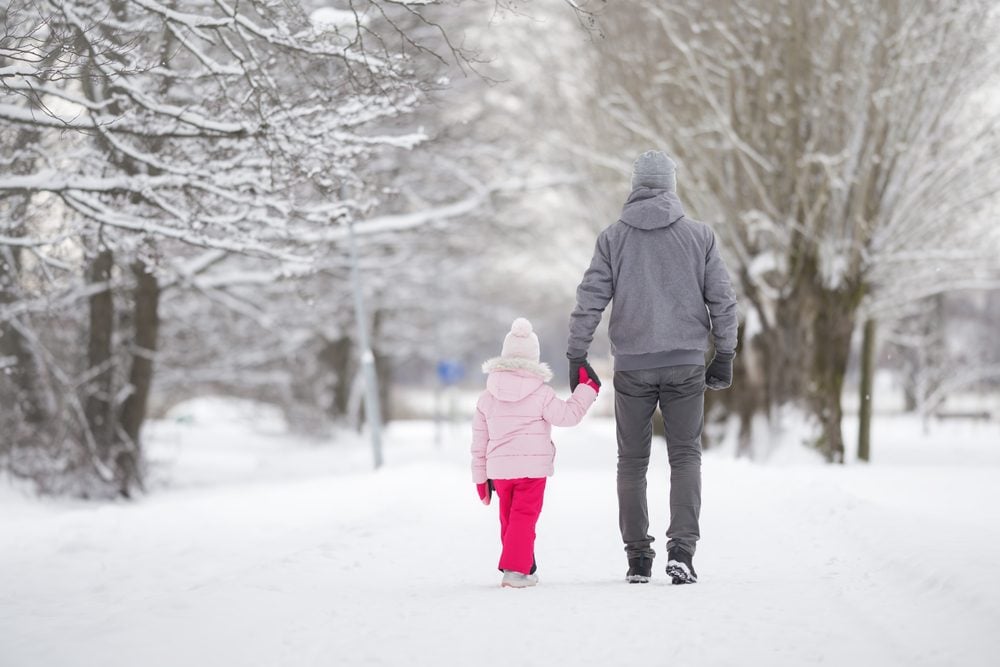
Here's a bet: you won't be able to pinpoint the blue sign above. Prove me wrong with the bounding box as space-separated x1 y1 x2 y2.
437 360 465 386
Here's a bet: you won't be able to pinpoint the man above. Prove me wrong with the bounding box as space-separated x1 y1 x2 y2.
567 150 738 584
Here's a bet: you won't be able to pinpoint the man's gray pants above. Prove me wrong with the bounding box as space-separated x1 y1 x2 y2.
614 365 705 559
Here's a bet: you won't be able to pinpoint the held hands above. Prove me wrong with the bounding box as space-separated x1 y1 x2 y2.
569 356 601 391
476 481 493 505
578 367 600 394
706 350 735 390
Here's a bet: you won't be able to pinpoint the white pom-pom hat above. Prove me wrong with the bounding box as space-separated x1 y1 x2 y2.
500 317 540 363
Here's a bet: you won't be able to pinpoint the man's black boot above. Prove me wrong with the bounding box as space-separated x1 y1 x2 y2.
666 547 698 584
626 555 653 584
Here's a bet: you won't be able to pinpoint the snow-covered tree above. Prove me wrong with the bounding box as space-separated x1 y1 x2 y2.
0 0 471 494
1 0 602 494
581 0 1000 461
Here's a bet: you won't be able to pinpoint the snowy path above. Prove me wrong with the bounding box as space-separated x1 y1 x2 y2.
3 408 1000 667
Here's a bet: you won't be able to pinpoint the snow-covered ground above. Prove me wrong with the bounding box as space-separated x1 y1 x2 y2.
2 398 1000 667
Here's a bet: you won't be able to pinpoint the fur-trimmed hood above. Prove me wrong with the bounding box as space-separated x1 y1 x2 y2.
481 357 553 402
482 357 554 381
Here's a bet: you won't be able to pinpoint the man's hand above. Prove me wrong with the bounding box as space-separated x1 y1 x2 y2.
569 356 601 391
706 350 735 390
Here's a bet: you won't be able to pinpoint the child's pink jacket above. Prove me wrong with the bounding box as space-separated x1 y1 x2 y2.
471 357 598 484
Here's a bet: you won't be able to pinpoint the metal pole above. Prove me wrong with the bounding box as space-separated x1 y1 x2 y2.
346 216 383 469
857 318 876 463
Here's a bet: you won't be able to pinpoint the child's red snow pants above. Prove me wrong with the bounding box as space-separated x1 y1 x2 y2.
493 477 546 575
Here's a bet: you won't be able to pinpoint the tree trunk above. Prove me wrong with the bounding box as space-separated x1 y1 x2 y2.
117 259 160 494
1 170 49 428
857 318 876 463
375 350 392 425
373 310 391 425
85 247 116 458
770 254 863 463
321 335 354 419
1 238 47 427
732 323 763 459
902 382 917 413
804 286 861 463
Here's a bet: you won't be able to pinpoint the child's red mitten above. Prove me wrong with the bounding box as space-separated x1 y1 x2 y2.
578 367 600 394
476 482 492 505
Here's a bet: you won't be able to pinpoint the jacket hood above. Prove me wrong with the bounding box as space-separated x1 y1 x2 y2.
482 357 552 402
619 187 686 230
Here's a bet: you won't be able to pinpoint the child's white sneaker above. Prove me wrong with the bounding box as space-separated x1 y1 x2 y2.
501 570 539 588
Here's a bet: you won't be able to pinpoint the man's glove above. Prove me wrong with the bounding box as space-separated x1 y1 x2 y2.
706 350 735 390
476 481 493 505
578 367 600 394
569 356 601 391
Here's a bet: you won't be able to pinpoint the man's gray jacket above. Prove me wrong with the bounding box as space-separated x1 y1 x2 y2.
567 187 739 372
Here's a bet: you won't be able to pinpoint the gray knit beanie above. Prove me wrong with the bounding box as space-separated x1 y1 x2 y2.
631 150 677 192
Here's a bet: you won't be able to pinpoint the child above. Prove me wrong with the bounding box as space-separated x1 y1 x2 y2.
471 317 600 588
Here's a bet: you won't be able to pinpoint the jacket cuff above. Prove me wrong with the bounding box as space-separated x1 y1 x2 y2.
567 348 588 360
573 383 598 401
